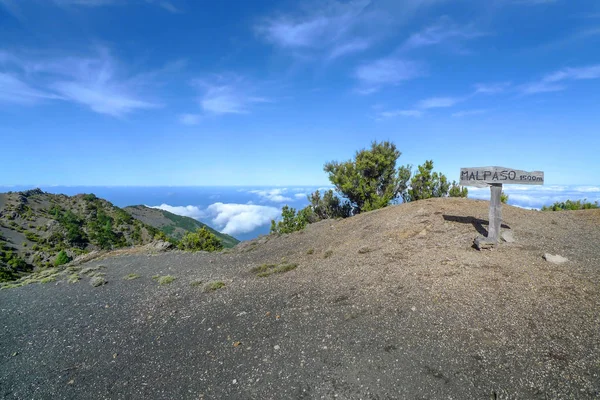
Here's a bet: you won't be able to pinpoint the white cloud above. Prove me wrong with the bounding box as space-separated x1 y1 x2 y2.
53 0 115 5
521 64 600 95
402 17 484 50
52 0 181 12
519 81 565 94
294 193 308 199
206 203 280 235
473 82 511 94
378 109 423 118
544 65 600 82
329 39 371 60
150 204 205 219
52 81 157 116
467 185 600 209
0 72 62 104
257 0 443 61
0 48 161 116
355 57 424 93
250 188 292 203
417 96 463 109
193 75 269 115
510 0 558 5
178 113 202 125
451 109 487 117
256 0 376 58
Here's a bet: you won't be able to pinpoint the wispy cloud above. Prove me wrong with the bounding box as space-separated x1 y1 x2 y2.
192 75 270 115
355 57 424 94
520 64 600 95
510 0 558 5
451 109 487 117
328 39 371 60
256 0 376 59
402 17 485 51
52 0 181 12
0 48 163 116
417 96 463 109
473 82 511 94
544 65 600 82
178 113 202 125
378 109 423 119
0 73 62 104
257 0 443 61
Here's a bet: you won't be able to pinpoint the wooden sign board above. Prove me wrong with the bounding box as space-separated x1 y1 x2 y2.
459 166 544 247
460 167 544 188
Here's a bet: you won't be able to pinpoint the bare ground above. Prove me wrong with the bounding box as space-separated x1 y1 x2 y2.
1 198 599 399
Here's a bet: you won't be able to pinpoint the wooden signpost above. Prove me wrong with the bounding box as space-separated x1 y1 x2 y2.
460 166 544 247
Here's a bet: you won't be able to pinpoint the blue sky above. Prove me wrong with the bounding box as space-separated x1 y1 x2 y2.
1 0 599 187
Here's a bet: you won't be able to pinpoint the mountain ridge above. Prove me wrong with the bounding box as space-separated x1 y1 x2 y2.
124 205 239 248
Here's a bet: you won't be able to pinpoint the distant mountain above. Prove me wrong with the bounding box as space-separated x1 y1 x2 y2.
124 205 239 249
0 189 168 282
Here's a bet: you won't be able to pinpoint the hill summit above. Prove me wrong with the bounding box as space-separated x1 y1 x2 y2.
1 197 599 398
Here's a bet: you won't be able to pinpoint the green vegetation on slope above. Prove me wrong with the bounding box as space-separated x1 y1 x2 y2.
124 205 239 248
542 199 599 211
0 189 163 282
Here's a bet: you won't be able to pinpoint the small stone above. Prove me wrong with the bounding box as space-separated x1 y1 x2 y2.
411 307 416 312
501 231 515 243
232 379 237 384
474 237 496 250
543 253 568 264
274 345 280 350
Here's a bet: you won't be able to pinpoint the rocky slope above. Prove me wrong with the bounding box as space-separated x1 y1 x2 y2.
0 189 162 281
1 198 599 399
124 205 239 248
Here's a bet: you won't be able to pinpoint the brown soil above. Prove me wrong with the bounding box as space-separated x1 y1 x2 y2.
1 198 599 399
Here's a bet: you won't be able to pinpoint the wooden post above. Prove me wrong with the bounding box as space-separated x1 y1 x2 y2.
487 184 502 243
460 166 544 249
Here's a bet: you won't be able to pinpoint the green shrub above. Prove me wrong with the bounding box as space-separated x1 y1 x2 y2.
541 199 599 211
270 206 309 234
178 227 223 252
25 232 42 242
448 181 468 198
324 141 411 213
306 190 352 221
54 250 72 266
408 160 450 201
155 275 175 285
500 191 509 204
204 280 225 291
251 263 297 278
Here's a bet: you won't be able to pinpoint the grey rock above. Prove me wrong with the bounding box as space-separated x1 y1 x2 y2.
90 276 107 287
474 236 496 250
145 240 173 252
543 253 568 264
501 231 515 243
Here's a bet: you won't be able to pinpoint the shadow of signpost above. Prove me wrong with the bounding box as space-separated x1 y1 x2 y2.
442 215 511 237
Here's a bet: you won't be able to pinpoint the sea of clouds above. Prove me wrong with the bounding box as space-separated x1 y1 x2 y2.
149 187 329 239
152 185 599 238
